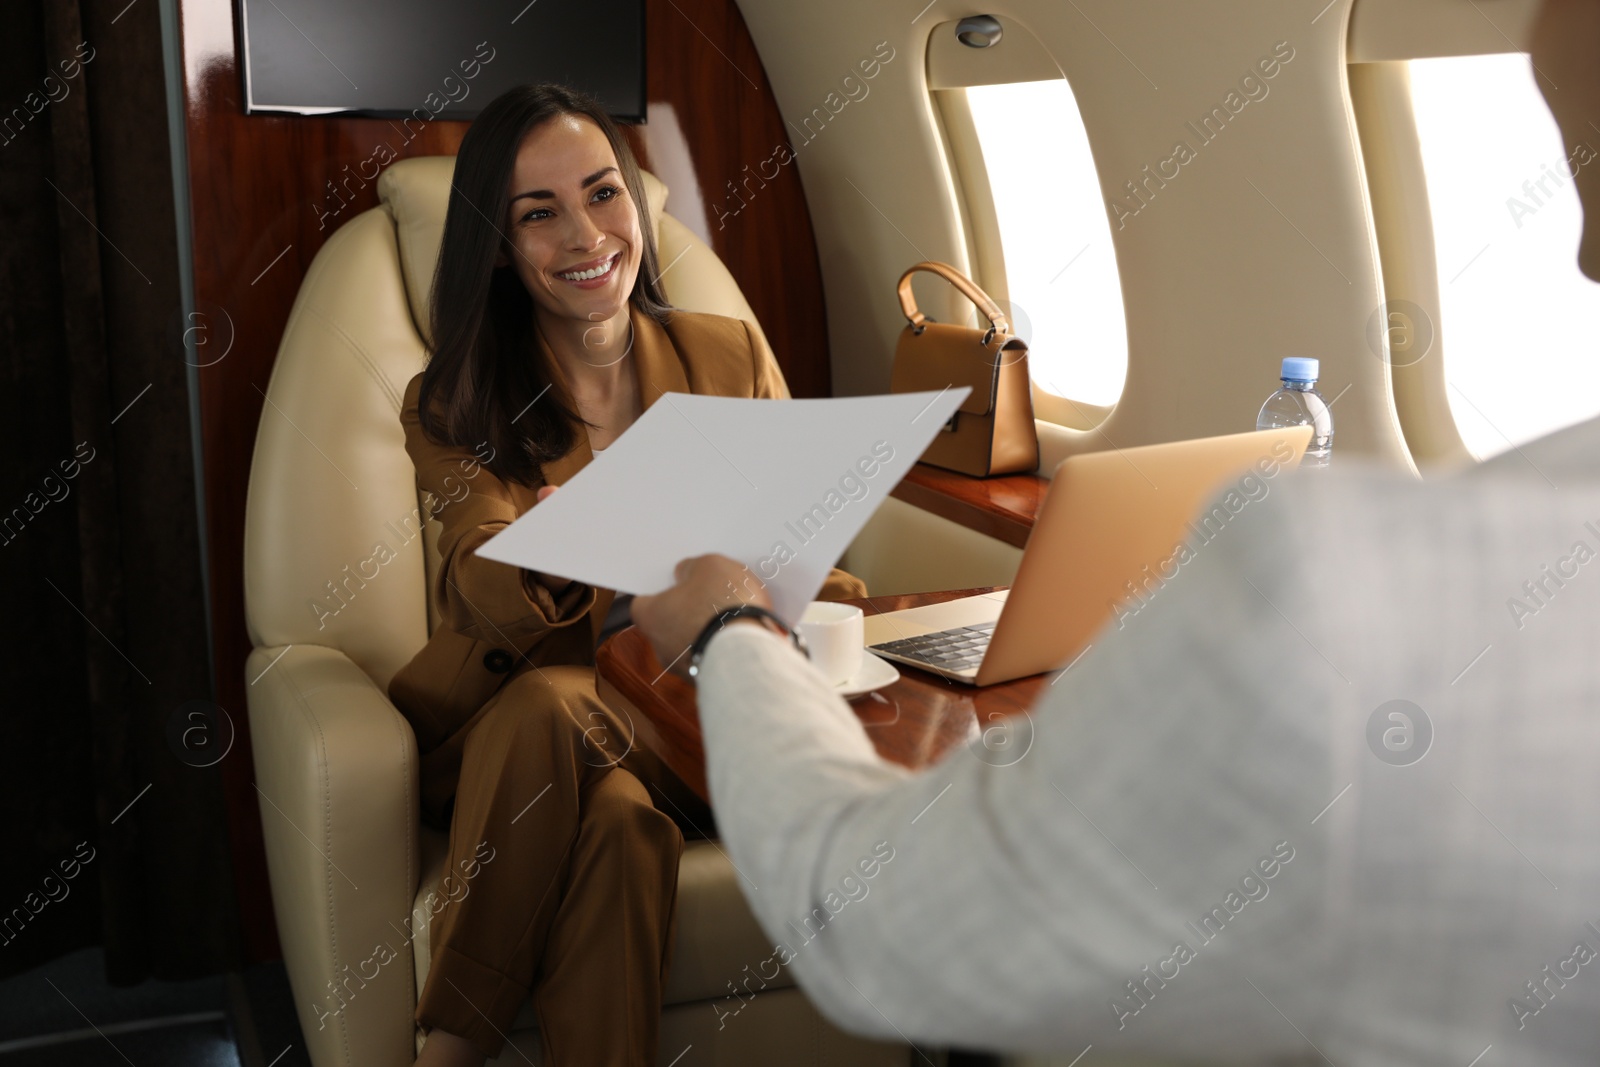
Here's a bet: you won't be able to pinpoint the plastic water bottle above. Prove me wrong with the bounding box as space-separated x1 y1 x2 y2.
1256 357 1333 468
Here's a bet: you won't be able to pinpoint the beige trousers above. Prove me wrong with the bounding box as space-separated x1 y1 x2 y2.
415 664 702 1065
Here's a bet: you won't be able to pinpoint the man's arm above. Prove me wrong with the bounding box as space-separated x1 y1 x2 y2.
676 468 1600 1066
688 533 1336 1053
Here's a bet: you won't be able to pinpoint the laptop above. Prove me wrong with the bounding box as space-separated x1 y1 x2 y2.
862 426 1312 686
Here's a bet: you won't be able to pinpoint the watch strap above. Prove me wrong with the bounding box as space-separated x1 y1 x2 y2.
686 604 808 681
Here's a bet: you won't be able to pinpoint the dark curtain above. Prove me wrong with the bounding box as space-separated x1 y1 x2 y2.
0 0 237 984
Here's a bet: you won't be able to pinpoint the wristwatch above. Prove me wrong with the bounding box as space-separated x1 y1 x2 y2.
685 604 809 682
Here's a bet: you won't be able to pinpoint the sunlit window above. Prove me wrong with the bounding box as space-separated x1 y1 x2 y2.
1409 53 1600 459
966 80 1128 408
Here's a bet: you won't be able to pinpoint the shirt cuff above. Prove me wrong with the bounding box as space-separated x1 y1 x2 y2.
702 614 792 659
697 621 872 744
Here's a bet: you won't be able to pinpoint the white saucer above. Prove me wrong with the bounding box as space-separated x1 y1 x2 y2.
834 651 900 698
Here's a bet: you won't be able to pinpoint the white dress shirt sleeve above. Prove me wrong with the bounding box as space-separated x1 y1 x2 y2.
693 465 1600 1066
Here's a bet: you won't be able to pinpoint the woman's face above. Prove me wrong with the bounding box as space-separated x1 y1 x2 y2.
497 114 643 327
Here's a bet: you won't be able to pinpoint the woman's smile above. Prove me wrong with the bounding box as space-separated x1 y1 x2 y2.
554 251 622 289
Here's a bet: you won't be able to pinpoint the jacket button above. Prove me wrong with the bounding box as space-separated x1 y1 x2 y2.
482 649 514 674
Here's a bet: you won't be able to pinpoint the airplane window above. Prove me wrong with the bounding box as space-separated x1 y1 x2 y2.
965 80 1129 408
1409 53 1600 459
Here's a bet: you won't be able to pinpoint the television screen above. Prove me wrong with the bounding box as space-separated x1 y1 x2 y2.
239 0 645 122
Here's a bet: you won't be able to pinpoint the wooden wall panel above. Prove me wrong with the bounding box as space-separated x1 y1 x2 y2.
176 0 829 961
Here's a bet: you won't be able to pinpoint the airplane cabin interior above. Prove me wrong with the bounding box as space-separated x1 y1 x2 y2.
4 0 1599 1065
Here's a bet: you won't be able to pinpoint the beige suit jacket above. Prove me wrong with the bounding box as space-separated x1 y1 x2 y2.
387 308 867 816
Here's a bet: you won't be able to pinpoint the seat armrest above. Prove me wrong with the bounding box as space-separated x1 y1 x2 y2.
245 644 421 1067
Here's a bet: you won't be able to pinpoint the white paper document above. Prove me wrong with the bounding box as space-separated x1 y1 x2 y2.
476 388 972 623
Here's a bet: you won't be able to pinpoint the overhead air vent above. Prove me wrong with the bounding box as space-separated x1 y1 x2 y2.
956 15 1003 49
926 14 1060 89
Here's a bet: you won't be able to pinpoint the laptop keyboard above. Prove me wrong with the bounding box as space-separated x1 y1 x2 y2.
868 620 996 673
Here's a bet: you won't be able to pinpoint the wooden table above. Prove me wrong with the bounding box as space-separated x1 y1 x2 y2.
889 463 1047 548
596 587 1047 803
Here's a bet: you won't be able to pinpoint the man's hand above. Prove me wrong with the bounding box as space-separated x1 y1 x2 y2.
632 555 775 679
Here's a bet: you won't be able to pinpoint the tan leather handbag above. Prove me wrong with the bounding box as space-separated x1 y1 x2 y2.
889 261 1040 477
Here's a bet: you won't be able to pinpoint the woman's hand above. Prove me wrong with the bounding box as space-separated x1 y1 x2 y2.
632 555 774 678
526 484 573 593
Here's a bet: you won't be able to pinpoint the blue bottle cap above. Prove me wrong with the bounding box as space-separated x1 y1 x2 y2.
1280 357 1319 383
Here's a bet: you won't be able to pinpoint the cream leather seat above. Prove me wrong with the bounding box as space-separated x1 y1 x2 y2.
243 156 910 1066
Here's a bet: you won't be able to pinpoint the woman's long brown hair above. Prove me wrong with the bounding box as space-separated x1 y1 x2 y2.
417 83 672 485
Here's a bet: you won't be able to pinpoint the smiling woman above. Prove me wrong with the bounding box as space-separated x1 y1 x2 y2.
419 83 672 481
390 83 867 1067
496 123 654 451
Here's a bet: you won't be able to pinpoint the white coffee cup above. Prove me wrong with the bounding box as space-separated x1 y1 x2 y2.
795 601 864 686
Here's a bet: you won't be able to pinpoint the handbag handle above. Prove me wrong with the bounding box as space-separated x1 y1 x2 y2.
896 261 1011 337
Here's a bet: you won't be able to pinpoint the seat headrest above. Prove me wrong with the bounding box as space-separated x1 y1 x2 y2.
377 155 670 347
